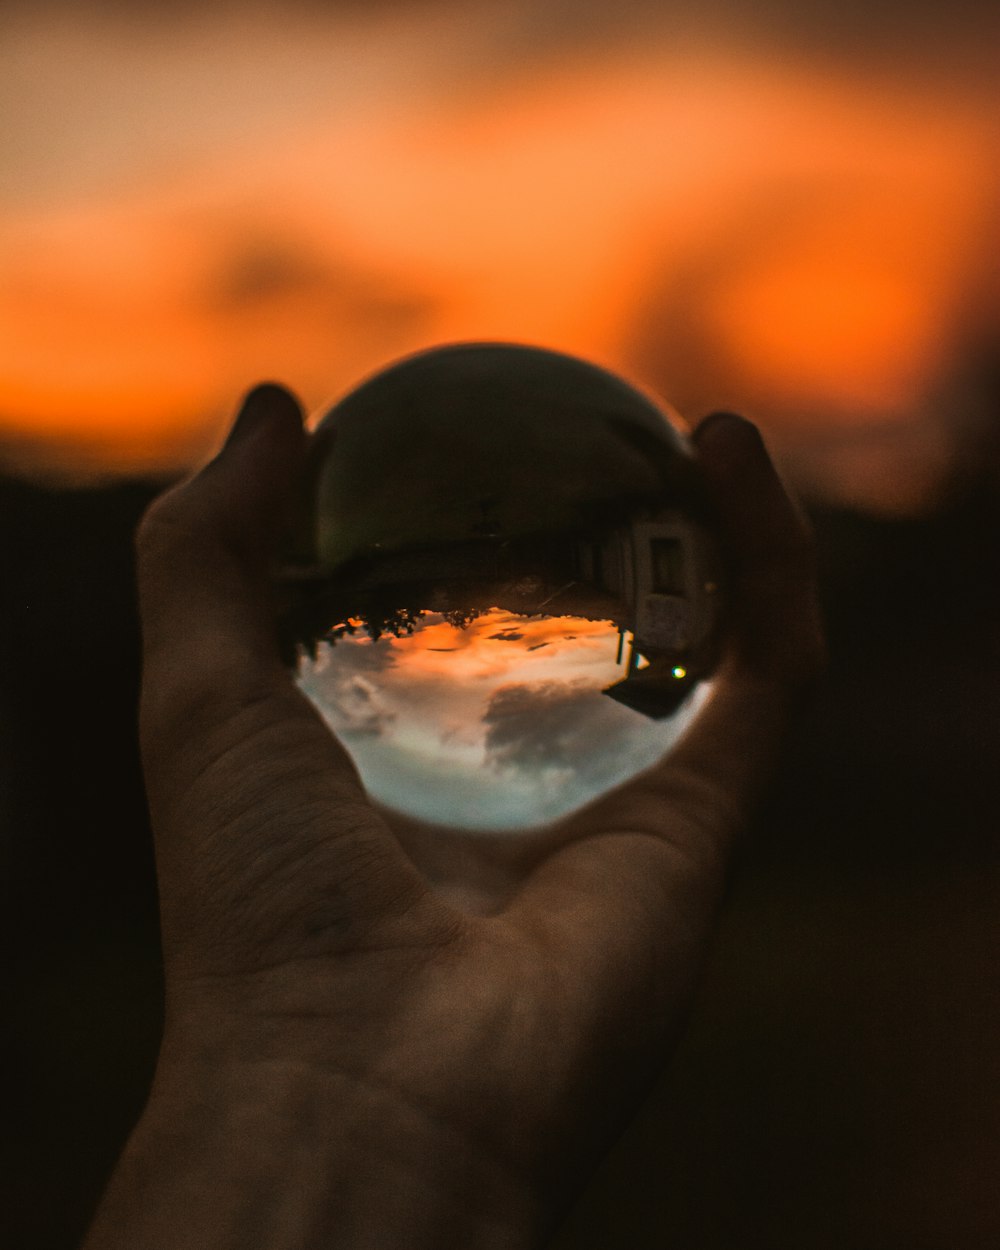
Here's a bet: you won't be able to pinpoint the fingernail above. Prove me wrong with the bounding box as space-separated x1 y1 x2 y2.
226 383 299 447
695 411 763 448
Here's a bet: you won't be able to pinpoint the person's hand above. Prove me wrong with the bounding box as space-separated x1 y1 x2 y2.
85 384 823 1250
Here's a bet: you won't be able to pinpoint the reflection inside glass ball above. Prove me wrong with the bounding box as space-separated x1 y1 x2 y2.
280 343 724 830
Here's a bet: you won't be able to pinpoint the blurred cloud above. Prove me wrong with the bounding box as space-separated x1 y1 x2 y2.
1 1 997 508
325 673 397 738
295 612 708 828
483 679 633 778
299 628 399 738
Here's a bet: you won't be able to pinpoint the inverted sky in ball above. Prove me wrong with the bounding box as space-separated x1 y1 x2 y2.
281 343 724 830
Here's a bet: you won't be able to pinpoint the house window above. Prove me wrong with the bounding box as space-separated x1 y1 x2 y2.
649 537 685 596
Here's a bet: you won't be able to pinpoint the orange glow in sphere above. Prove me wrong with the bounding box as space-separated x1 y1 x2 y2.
280 343 726 830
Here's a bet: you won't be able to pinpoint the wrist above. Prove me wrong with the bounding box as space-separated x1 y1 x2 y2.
85 1049 541 1250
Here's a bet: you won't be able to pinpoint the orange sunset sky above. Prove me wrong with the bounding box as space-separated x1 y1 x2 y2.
2 1 998 512
299 609 701 828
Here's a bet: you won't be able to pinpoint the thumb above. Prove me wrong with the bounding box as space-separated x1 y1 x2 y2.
136 383 307 734
135 385 456 973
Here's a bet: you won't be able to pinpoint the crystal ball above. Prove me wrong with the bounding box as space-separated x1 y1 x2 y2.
279 343 725 830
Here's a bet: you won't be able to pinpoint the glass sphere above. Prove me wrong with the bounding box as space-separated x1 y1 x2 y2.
279 343 725 830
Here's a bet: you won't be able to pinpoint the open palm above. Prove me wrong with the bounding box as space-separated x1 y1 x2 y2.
121 383 822 1247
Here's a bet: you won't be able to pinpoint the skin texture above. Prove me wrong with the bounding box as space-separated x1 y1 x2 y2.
83 384 824 1249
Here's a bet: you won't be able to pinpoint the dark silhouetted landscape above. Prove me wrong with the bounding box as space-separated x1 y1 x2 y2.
3 442 999 1246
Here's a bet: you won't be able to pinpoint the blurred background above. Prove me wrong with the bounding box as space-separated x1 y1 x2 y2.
2 2 999 1246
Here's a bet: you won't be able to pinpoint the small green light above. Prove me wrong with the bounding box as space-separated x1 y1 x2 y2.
672 665 687 680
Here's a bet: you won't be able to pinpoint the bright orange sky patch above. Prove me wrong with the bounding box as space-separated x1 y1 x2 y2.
1 16 997 510
379 611 620 685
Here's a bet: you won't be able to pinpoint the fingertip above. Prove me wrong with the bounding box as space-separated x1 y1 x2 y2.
693 409 745 434
225 381 305 450
246 380 304 421
694 412 787 507
693 411 764 456
215 381 307 511
170 381 308 557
